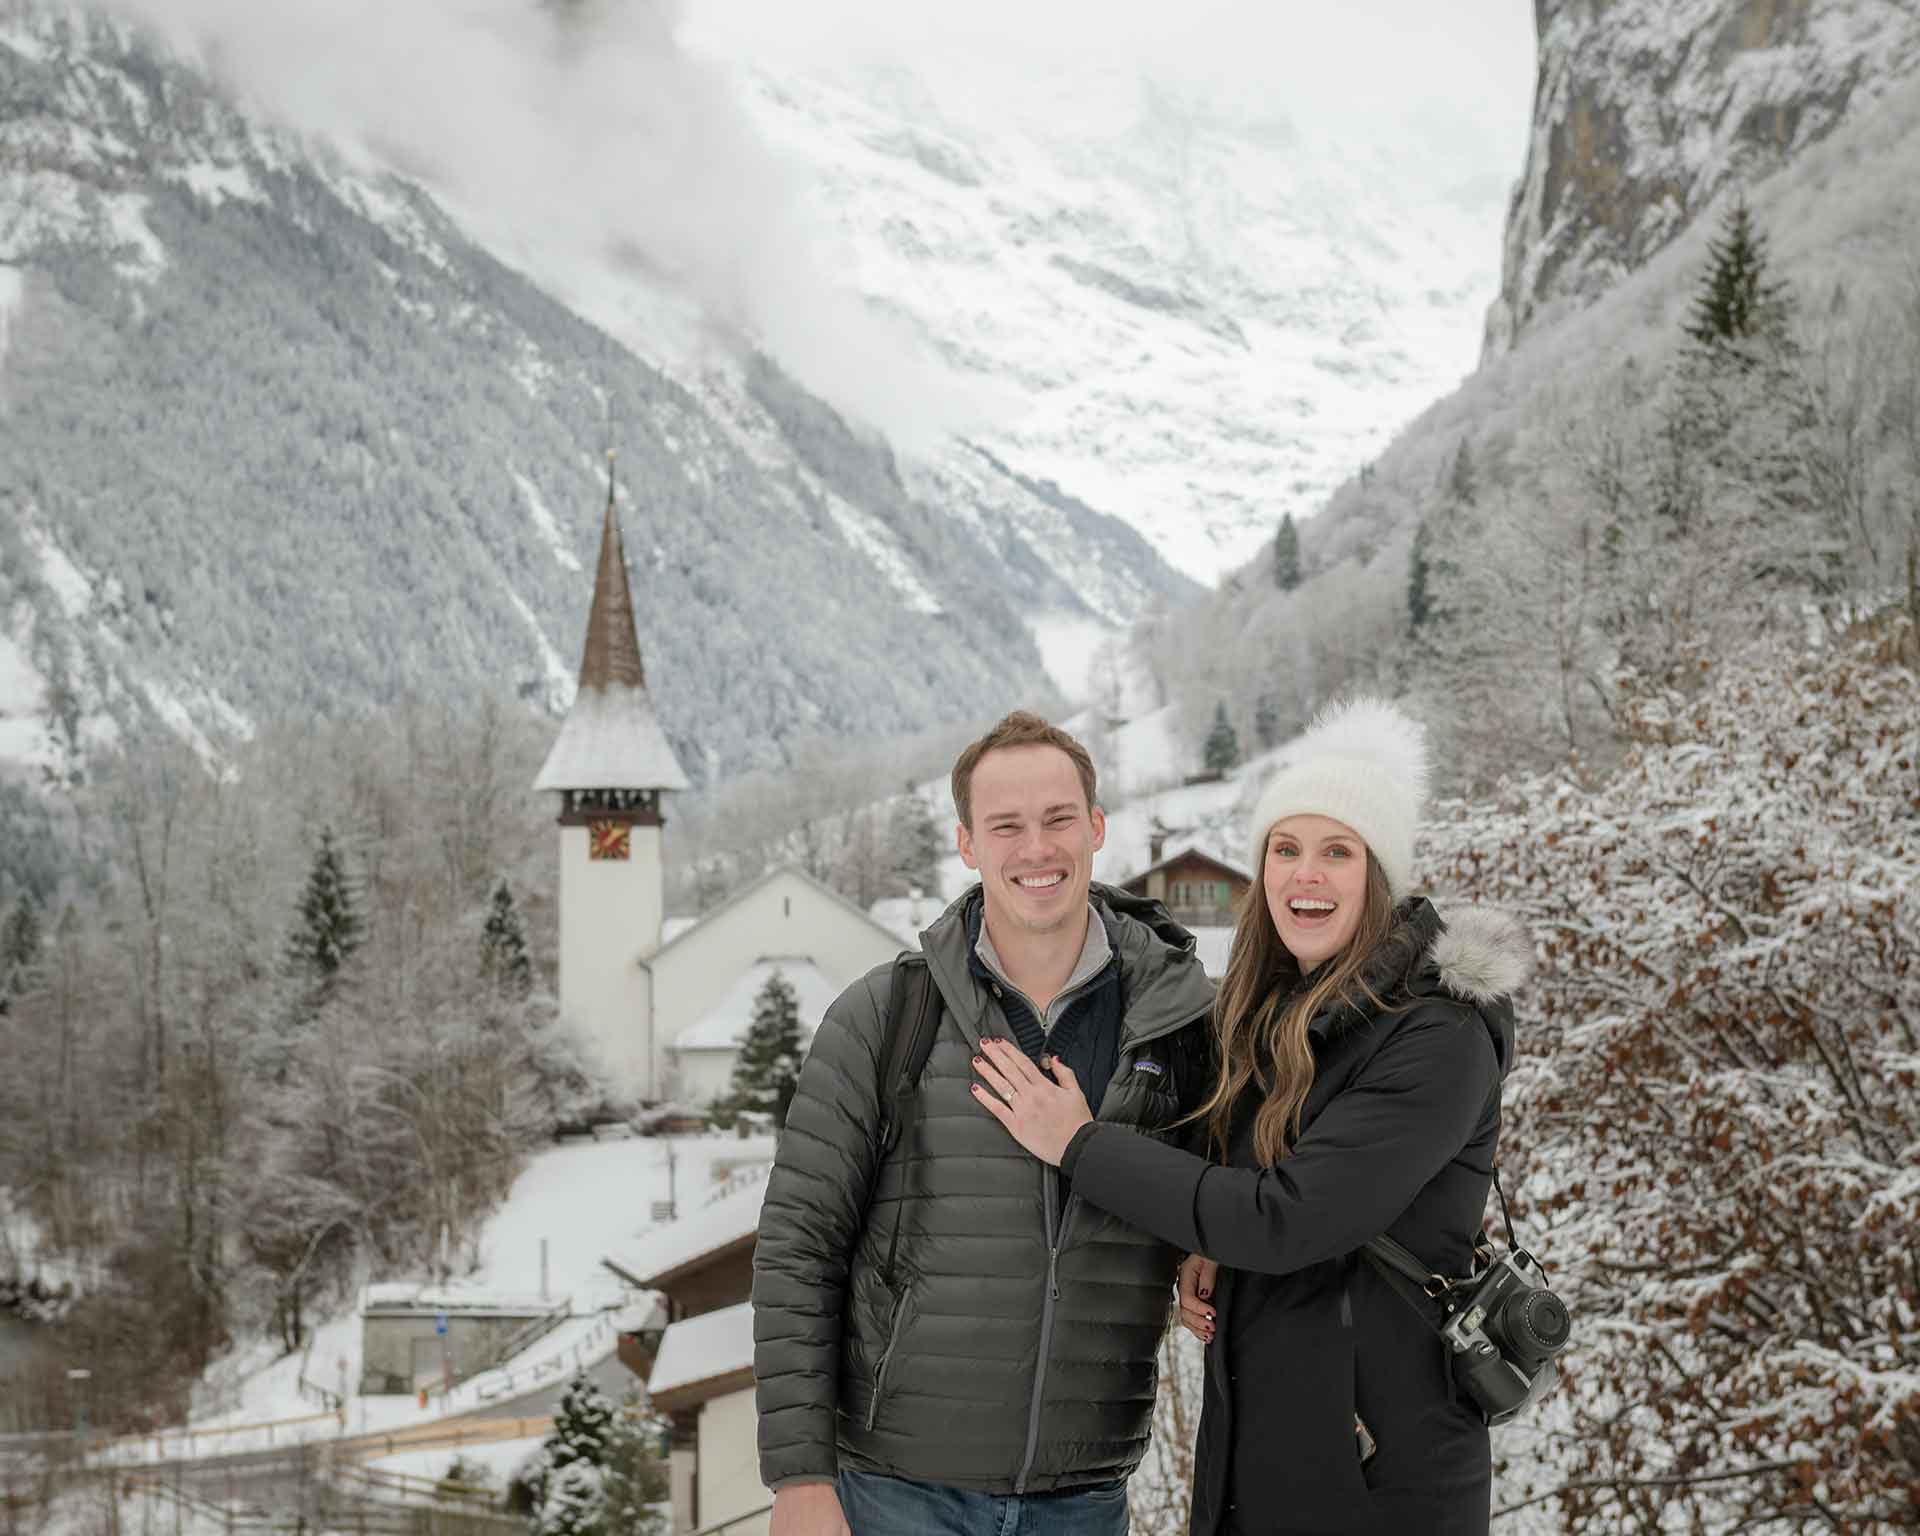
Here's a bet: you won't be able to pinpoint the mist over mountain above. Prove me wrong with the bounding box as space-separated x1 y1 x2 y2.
0 1 1192 797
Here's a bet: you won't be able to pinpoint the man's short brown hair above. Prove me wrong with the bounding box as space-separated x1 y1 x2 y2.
950 711 1098 829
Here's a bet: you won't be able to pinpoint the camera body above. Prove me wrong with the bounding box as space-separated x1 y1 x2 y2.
1438 1248 1570 1425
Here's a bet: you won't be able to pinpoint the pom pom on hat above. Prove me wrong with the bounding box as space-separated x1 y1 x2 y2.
1248 698 1430 899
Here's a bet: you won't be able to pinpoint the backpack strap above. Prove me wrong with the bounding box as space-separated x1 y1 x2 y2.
874 953 941 1291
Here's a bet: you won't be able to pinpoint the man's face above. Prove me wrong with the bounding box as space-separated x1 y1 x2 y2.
956 744 1106 940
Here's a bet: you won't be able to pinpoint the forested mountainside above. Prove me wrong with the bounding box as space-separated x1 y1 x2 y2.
0 1 1190 801
1486 0 1920 353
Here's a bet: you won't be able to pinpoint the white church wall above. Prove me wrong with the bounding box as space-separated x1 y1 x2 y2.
649 868 900 1093
556 820 662 1097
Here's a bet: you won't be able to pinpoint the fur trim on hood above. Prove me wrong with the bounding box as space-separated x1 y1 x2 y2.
1426 904 1534 1004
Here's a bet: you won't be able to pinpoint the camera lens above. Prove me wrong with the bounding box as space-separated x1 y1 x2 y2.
1491 1290 1571 1370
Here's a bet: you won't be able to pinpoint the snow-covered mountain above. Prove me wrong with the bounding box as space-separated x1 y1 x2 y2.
731 60 1513 584
1487 0 1920 354
0 2 1193 787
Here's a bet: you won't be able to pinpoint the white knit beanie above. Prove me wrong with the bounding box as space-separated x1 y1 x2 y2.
1247 698 1430 899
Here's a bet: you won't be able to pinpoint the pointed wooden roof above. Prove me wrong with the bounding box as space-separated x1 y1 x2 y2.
533 470 689 795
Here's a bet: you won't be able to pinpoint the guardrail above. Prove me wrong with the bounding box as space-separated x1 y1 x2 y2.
96 1409 340 1464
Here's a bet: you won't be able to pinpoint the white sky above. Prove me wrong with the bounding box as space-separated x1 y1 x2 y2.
90 0 1537 444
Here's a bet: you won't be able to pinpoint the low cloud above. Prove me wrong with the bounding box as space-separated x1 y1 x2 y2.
96 0 999 448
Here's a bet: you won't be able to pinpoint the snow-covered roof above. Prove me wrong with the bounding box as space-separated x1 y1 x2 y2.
361 1282 563 1316
533 683 689 793
610 1296 667 1334
647 1301 755 1400
866 895 938 949
673 958 841 1052
601 1173 767 1288
650 863 904 964
1127 839 1251 885
660 917 699 947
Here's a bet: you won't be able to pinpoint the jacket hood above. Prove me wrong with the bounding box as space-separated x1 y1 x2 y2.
1316 897 1532 1077
918 881 1215 1051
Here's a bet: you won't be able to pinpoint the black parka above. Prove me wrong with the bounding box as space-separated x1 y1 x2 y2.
752 883 1217 1495
1061 900 1532 1536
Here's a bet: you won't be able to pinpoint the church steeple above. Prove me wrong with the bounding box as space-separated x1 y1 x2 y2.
533 455 686 1101
533 454 689 807
577 455 648 694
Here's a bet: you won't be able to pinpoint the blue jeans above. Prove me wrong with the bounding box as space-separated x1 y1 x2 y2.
839 1469 1130 1536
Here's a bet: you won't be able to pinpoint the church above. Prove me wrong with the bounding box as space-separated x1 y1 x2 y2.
532 471 904 1105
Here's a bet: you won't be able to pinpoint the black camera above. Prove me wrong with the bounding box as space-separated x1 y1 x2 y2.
1439 1248 1571 1425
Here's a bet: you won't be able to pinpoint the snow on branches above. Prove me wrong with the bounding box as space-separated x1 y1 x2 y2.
1425 631 1919 1531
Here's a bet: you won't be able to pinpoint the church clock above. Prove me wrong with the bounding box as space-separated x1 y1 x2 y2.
588 819 631 862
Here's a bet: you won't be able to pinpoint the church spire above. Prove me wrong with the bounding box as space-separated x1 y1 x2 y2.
533 453 689 797
577 451 648 694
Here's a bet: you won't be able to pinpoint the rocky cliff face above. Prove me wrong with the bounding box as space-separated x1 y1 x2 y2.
1486 0 1920 354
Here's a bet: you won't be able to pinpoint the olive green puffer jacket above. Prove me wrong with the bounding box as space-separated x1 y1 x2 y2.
752 884 1216 1495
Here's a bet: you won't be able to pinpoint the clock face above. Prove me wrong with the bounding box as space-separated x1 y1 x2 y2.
589 820 631 862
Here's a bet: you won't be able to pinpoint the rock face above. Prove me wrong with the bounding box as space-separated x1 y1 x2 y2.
1487 0 1920 354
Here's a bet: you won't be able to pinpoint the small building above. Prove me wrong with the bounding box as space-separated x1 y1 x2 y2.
1120 841 1251 930
603 1175 769 1536
670 957 843 1107
358 1286 568 1397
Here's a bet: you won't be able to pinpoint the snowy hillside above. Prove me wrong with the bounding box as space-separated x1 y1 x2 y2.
0 1 1191 793
723 60 1514 584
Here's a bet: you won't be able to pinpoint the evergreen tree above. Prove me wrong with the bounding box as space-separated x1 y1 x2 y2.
729 969 805 1126
1684 198 1790 350
1253 692 1281 752
481 879 533 997
1202 702 1240 776
603 1393 671 1536
1408 518 1436 632
1272 513 1302 591
0 893 42 1011
1447 440 1478 507
285 826 362 1002
529 1371 617 1536
887 786 943 897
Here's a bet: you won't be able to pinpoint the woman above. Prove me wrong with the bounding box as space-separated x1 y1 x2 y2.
972 698 1531 1536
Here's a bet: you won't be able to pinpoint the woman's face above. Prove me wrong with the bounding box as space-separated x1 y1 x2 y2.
1263 813 1370 971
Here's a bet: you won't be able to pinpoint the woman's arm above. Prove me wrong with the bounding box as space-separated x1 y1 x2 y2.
1058 1010 1499 1275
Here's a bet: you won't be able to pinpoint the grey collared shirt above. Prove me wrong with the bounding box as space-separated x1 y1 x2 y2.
975 902 1112 1034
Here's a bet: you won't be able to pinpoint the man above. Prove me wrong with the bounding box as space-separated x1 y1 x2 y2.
753 711 1217 1535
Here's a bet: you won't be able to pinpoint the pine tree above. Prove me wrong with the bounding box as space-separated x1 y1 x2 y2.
1202 702 1240 776
602 1393 670 1536
285 826 362 1002
529 1371 617 1536
1408 518 1436 632
1447 440 1478 507
0 893 42 1011
1272 513 1302 591
481 880 533 997
1684 198 1789 350
729 969 805 1126
887 786 943 897
1253 693 1281 752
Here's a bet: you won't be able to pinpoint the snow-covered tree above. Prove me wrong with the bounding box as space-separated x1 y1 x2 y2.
1427 628 1919 1531
1684 197 1789 348
481 879 533 997
729 969 805 1126
526 1371 618 1536
1272 513 1302 591
0 893 42 1011
887 787 943 897
285 826 362 1000
1201 703 1240 776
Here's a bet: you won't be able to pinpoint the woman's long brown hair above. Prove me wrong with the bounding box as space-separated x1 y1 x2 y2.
1186 847 1397 1167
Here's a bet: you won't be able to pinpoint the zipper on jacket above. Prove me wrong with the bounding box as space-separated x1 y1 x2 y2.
1015 1166 1063 1492
865 1286 911 1431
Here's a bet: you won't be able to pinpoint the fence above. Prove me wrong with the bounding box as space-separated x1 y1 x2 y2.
123 1472 526 1536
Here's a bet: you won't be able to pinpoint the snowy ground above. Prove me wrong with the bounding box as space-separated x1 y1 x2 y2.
144 1134 775 1465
